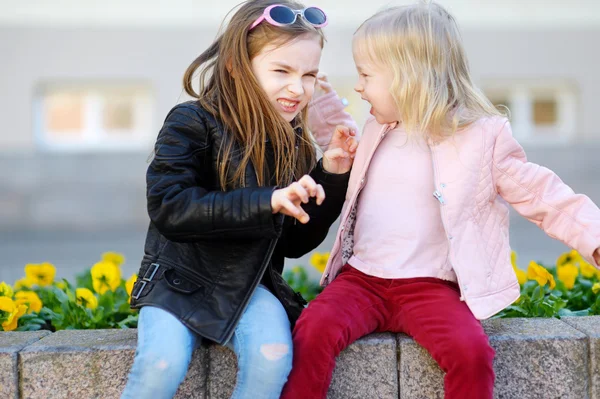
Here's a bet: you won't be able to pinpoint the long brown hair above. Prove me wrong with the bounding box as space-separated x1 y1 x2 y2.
183 0 324 189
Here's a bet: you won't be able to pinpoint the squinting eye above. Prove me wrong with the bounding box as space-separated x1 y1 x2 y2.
274 69 288 74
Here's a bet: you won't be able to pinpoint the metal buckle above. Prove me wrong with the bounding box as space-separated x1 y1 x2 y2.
131 263 160 300
131 280 147 300
143 263 160 281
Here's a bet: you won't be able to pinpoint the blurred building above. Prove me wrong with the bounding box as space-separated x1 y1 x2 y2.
1 0 599 281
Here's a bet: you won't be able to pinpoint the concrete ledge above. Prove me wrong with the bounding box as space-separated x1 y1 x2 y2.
0 331 50 399
399 318 589 399
563 317 600 399
3 317 600 398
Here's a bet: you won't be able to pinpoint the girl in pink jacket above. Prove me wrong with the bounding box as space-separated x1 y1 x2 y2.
283 2 600 398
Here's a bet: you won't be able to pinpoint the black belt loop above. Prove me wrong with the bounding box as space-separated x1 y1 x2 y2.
132 263 160 300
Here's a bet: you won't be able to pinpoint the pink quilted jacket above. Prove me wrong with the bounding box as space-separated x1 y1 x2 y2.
310 95 600 319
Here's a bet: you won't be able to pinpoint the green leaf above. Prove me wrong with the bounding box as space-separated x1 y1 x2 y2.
579 279 593 289
52 288 70 305
503 305 529 316
531 286 545 302
16 324 42 331
75 270 94 291
559 308 590 317
117 314 139 329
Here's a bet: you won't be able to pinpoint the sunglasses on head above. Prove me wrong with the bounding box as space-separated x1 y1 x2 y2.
249 4 328 31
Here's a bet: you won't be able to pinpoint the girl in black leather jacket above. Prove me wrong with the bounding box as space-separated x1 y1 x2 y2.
121 1 357 398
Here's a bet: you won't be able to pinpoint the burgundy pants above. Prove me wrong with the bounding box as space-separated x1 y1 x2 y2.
281 264 495 399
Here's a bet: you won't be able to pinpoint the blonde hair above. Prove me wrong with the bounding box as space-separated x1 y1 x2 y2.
354 1 504 138
183 0 323 190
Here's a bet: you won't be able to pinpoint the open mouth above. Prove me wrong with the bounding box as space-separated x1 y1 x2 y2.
277 98 300 113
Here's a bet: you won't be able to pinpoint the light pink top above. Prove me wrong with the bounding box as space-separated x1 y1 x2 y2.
348 127 457 282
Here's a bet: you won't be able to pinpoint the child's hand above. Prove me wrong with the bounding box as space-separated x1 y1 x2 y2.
271 175 325 224
322 125 358 174
594 248 600 266
313 73 333 100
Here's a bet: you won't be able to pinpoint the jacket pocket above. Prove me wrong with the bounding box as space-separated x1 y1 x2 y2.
163 268 206 295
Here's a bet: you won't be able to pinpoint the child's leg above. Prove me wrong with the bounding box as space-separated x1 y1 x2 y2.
281 264 388 399
388 279 495 399
228 285 293 399
121 306 198 399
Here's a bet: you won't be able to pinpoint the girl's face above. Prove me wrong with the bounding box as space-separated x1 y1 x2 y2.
251 34 322 122
353 49 400 125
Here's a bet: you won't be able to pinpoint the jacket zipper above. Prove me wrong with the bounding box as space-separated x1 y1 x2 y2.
430 145 467 301
223 133 300 344
222 232 280 344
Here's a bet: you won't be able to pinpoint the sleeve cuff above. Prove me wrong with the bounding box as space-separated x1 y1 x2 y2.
257 186 284 237
310 158 351 188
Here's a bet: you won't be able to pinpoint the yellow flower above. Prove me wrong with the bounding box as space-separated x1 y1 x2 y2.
91 261 122 294
309 252 330 273
557 263 579 290
0 296 27 331
76 288 98 310
593 283 600 295
513 266 527 285
0 282 14 298
126 274 137 297
14 291 43 314
101 252 125 266
527 261 556 289
55 280 67 290
557 250 582 268
24 262 56 286
580 261 598 279
511 251 527 284
14 277 33 290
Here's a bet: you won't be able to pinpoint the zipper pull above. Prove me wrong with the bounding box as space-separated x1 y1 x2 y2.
433 190 445 204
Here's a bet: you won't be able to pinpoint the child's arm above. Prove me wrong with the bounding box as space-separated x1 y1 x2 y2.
492 119 600 266
146 104 282 242
281 158 350 258
307 75 359 153
281 122 357 257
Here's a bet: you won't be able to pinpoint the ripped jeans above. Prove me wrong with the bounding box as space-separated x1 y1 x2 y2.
121 285 293 399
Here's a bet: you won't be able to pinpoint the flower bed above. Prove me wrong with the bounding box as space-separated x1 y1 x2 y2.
2 249 600 331
0 252 138 331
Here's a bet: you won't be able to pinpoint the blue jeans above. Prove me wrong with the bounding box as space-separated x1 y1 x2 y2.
121 285 293 399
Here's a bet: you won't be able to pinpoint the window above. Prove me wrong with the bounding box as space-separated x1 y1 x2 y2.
533 99 557 126
35 83 155 151
483 81 577 145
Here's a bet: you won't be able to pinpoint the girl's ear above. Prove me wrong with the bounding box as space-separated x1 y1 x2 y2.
226 59 236 78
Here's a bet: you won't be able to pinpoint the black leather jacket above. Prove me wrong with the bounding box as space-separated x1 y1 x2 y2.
130 101 349 344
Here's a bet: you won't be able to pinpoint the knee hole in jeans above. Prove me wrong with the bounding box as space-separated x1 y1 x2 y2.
259 343 290 361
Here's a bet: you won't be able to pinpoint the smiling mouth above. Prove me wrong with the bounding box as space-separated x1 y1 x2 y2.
277 99 300 113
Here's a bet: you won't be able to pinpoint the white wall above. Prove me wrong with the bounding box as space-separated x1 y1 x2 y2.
1 0 600 29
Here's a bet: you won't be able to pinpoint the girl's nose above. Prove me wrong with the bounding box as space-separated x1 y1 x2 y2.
354 83 363 93
288 80 305 96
